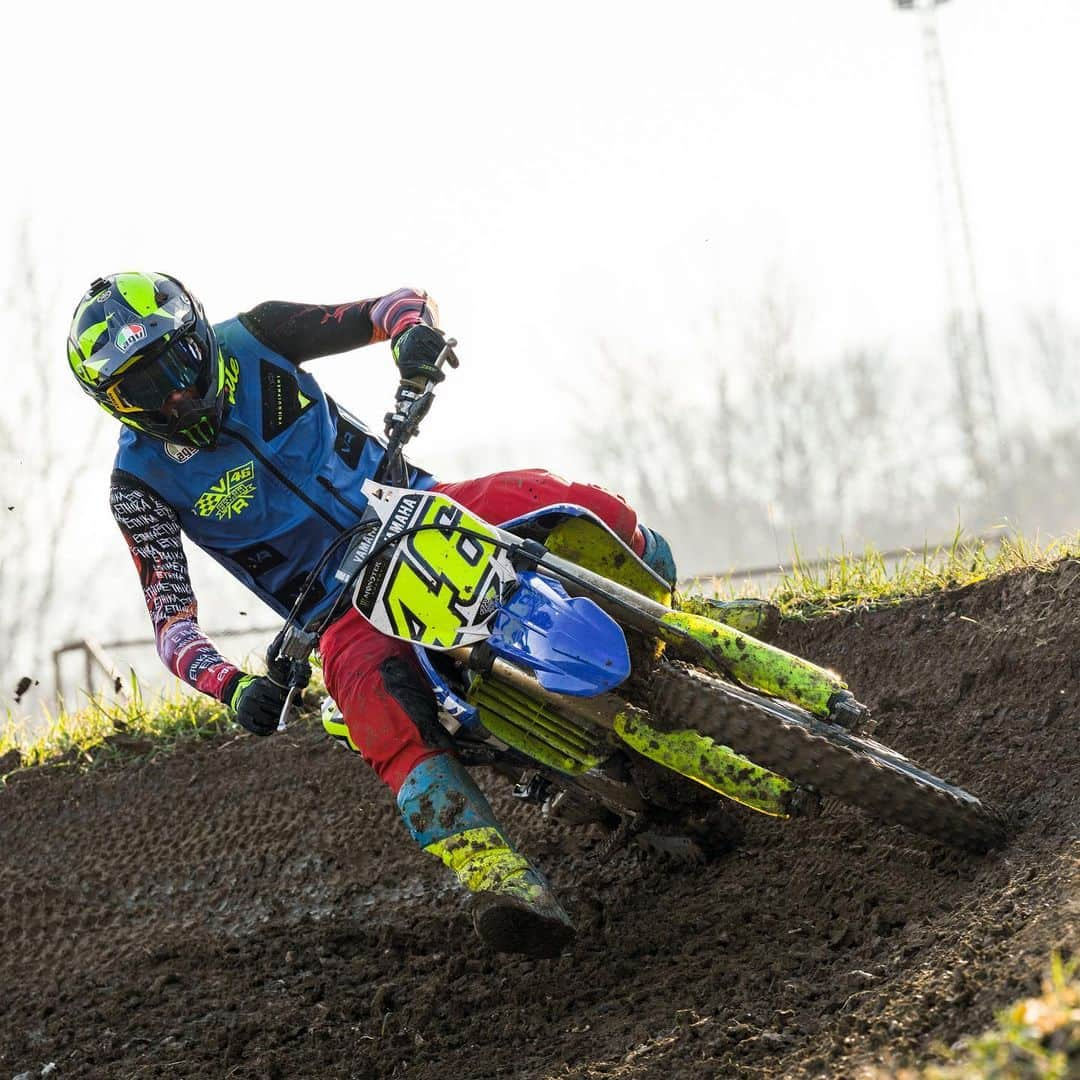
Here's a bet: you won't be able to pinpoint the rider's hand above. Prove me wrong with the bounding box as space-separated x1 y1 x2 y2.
228 674 287 737
392 324 447 385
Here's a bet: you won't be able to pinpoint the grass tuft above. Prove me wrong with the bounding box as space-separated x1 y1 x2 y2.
692 529 1080 620
0 672 324 779
0 674 233 776
885 954 1080 1079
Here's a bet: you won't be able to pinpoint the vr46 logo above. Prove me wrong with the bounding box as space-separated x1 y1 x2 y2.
193 461 257 521
223 355 240 405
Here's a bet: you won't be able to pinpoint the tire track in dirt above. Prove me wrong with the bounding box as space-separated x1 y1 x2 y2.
1 561 1078 1078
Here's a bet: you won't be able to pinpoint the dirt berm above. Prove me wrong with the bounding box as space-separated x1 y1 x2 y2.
2 561 1079 1079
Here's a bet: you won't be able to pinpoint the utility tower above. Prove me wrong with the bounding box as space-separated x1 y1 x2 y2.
894 0 1002 480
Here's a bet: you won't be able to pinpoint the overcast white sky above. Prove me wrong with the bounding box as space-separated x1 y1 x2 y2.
4 0 1078 465
2 0 1079 702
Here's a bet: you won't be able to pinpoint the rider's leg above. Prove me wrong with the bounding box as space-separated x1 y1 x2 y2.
319 609 575 956
397 755 574 957
636 525 677 587
319 609 442 790
431 468 678 585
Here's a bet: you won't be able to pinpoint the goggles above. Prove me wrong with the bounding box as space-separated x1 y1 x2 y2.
105 331 211 416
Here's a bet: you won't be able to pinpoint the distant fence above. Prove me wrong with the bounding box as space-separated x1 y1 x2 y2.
50 625 278 706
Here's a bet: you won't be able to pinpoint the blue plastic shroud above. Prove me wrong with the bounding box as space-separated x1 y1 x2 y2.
485 570 631 697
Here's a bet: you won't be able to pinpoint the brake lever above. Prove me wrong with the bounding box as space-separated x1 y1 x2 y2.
277 681 301 733
269 626 317 732
275 660 314 733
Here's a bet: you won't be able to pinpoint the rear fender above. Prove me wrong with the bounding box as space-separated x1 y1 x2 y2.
498 504 673 606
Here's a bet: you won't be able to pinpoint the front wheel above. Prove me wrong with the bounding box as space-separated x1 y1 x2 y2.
649 663 1007 853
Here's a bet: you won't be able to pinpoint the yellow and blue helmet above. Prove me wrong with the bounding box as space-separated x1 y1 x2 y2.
67 272 226 448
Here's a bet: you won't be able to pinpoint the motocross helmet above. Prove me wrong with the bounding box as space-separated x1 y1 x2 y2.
67 272 226 448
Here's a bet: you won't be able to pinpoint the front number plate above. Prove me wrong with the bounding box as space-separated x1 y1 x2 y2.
350 481 518 649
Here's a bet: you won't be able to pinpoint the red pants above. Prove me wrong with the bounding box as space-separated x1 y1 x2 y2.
319 469 643 793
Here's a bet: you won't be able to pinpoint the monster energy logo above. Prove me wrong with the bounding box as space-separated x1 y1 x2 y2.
193 461 257 520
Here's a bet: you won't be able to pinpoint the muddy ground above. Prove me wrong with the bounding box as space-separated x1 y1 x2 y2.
2 561 1079 1079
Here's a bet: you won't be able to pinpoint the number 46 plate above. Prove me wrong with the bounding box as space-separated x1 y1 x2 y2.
348 480 519 649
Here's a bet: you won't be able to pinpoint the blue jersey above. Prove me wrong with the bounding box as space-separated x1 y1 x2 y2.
114 315 434 626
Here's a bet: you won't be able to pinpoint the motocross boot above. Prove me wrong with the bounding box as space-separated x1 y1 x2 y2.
397 754 575 958
638 524 678 587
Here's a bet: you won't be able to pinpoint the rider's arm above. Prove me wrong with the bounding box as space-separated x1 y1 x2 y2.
236 288 439 365
110 473 245 704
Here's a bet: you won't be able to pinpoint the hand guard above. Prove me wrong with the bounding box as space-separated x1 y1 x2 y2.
229 674 287 737
392 324 447 385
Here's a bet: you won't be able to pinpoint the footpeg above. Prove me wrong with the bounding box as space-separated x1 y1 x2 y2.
512 771 550 804
827 691 871 731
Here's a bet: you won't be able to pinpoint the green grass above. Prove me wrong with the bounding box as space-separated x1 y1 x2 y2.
895 955 1080 1079
0 676 234 775
698 529 1080 620
0 673 323 778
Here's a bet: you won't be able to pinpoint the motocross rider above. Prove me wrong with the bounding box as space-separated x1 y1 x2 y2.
67 273 678 958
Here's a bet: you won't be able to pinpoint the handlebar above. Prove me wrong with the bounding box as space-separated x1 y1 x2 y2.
378 336 459 486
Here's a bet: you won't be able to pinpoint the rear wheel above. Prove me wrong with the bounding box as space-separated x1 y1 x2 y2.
648 662 1007 852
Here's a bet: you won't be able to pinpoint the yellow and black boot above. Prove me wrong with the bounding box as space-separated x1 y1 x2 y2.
397 754 575 958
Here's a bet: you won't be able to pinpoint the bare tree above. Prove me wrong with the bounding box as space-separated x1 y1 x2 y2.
1027 306 1080 421
577 280 1080 576
0 220 106 705
579 342 691 520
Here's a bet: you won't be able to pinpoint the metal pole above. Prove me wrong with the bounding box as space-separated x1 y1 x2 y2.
83 638 130 701
52 648 64 711
919 4 1000 436
895 0 1003 475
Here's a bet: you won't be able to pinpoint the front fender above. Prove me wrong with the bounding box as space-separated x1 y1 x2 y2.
486 571 630 697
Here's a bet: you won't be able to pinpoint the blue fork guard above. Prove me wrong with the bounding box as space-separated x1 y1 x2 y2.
485 570 630 697
412 646 481 729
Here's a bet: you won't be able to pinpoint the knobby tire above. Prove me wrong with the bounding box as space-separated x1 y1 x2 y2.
649 662 1007 852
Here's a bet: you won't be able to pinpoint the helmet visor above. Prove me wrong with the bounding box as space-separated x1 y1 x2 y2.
106 331 212 416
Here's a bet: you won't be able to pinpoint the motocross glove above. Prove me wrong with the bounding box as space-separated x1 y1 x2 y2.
392 324 447 385
228 674 287 737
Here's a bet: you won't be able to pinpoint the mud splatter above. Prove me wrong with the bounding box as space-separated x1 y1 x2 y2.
437 789 467 830
409 793 435 835
13 676 36 703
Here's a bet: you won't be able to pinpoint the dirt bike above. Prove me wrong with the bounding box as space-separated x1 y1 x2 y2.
269 341 1007 859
